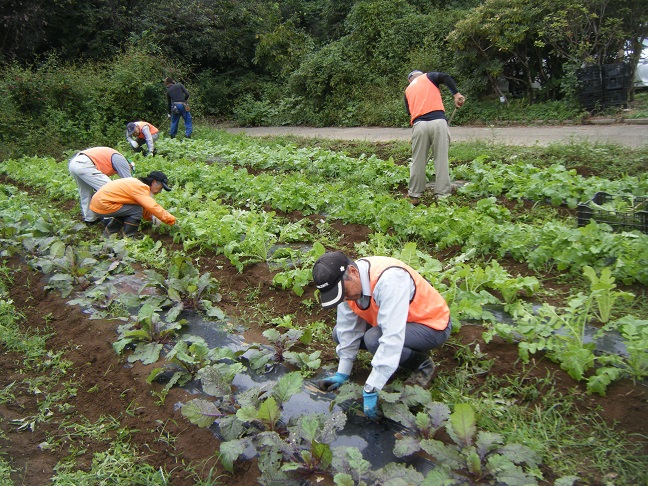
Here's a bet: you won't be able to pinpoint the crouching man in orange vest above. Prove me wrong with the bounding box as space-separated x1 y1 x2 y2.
313 251 451 420
90 171 176 237
126 121 160 156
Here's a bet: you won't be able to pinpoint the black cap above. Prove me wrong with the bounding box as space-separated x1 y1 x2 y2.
312 252 350 309
147 171 171 191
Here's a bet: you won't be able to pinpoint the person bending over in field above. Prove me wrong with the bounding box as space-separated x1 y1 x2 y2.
126 121 159 156
313 251 451 420
90 171 176 237
68 146 134 225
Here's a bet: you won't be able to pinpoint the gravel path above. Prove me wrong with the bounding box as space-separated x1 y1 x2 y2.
221 121 648 147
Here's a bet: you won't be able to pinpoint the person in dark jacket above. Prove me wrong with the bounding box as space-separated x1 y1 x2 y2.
404 70 465 205
165 77 193 139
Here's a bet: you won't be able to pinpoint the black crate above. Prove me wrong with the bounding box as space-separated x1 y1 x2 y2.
577 66 602 94
602 63 627 78
578 91 604 111
577 192 648 233
604 75 628 90
603 63 630 90
604 89 628 108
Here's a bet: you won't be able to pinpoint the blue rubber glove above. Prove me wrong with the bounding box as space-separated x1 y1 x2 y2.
317 372 349 391
363 390 380 420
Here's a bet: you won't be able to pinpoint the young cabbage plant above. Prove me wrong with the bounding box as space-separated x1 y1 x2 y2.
278 412 346 477
246 328 309 372
332 448 425 486
68 283 137 320
220 408 345 479
283 350 321 376
235 371 304 432
419 403 541 485
34 241 98 297
140 254 224 318
386 401 451 458
147 337 227 391
112 303 187 365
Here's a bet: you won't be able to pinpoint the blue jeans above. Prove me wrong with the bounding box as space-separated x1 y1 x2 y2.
169 103 193 138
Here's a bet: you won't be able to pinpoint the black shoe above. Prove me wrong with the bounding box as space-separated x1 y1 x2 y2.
85 219 102 226
122 225 140 237
103 217 123 237
402 351 437 388
404 359 436 388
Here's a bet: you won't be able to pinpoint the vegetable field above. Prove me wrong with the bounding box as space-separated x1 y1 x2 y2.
0 130 647 485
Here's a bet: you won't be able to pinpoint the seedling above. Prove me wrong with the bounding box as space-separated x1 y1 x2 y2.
141 254 224 318
246 328 309 372
419 403 540 484
113 303 187 364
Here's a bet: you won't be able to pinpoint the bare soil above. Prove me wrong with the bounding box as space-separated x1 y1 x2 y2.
1 182 647 485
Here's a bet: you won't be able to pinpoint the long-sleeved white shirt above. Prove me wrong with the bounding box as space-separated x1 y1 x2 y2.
126 124 155 153
335 259 415 390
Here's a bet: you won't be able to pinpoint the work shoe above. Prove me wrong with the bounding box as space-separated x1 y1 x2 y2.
103 217 123 237
404 358 437 388
407 196 420 206
402 350 437 388
122 221 140 237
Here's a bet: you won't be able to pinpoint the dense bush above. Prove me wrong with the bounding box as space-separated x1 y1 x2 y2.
0 45 185 159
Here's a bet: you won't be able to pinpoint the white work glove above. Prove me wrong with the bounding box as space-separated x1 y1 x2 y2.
130 140 138 149
151 216 162 227
146 151 154 157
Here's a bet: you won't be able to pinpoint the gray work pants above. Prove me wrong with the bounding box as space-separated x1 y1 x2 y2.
333 318 452 364
68 154 111 222
409 119 451 197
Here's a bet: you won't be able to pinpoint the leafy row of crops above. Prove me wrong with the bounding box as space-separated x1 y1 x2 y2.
1 132 647 483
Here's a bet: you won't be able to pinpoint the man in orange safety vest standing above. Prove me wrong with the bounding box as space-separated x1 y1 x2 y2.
404 70 465 205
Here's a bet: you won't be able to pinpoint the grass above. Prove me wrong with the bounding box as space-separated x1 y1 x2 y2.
0 262 205 485
431 355 648 484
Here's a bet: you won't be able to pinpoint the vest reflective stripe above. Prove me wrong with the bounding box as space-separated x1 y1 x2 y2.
80 147 119 176
134 121 159 139
347 257 450 330
405 75 445 125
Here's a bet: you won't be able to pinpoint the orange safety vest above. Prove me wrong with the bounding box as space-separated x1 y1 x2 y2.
405 74 445 125
347 257 450 330
79 147 120 176
133 121 159 139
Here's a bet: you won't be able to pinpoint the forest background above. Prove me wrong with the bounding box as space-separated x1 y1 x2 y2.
1 0 647 159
